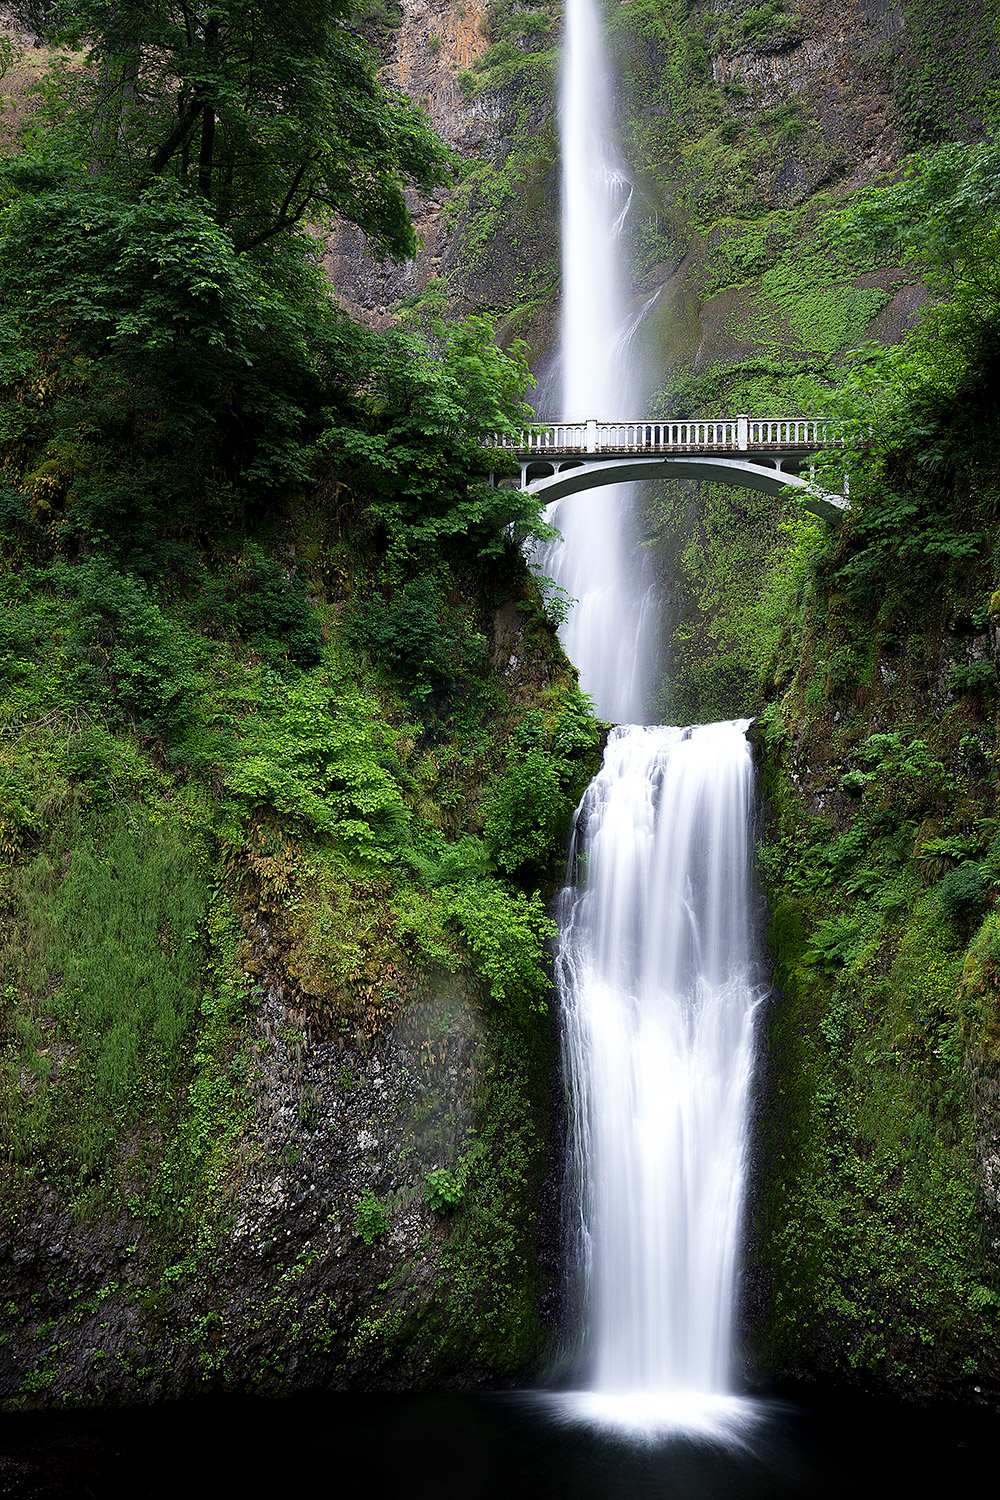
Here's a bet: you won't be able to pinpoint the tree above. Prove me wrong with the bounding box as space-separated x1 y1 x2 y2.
24 1 450 256
0 6 539 567
315 313 542 566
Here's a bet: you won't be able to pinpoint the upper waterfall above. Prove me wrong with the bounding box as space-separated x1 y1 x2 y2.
532 0 658 723
560 0 630 418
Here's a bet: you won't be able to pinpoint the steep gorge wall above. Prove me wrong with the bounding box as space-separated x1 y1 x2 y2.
0 550 596 1406
330 0 999 397
324 0 1000 1408
5 0 1000 1412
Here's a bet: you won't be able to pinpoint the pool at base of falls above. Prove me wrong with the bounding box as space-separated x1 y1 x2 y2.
2 1389 997 1500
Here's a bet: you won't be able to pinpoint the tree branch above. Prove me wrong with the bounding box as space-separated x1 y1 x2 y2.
233 155 317 252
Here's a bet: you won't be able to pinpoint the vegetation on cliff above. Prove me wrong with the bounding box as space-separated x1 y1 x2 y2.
430 0 1000 1402
739 128 1000 1401
0 5 602 1403
6 0 1000 1411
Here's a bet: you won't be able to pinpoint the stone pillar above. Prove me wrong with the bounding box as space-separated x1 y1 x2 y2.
737 414 748 451
586 418 597 453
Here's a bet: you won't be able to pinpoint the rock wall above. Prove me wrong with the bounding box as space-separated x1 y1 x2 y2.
321 0 1000 1409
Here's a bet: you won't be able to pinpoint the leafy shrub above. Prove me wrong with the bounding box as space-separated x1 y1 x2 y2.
351 576 458 686
405 834 494 889
483 748 573 874
936 863 988 926
447 880 555 1011
951 658 996 694
224 676 410 856
551 690 603 759
64 726 148 809
424 1166 463 1213
354 1190 390 1244
916 833 980 883
55 560 200 741
227 545 321 670
805 913 863 972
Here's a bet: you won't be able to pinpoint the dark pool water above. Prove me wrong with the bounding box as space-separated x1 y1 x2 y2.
0 1387 995 1499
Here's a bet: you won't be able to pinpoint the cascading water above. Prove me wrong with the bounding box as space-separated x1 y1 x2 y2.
554 726 764 1433
531 0 657 722
541 0 765 1438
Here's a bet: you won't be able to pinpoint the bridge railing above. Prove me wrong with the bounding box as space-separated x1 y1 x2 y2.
486 416 844 454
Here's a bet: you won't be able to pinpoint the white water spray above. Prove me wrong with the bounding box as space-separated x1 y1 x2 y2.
540 0 765 1440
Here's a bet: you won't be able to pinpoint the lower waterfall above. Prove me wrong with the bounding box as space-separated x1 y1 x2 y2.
541 0 766 1438
549 721 765 1435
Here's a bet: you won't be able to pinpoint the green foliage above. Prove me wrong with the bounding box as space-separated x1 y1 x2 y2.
737 1 797 42
936 863 988 927
757 711 1000 1385
0 10 538 582
790 133 1000 609
223 673 410 858
349 575 468 690
0 185 340 551
207 545 321 671
0 34 15 86
891 0 1000 148
1 815 208 1184
315 313 543 567
356 0 402 31
354 1190 390 1245
23 0 449 258
468 3 558 95
805 914 863 974
483 748 573 874
423 1166 464 1213
59 560 201 740
448 882 555 1013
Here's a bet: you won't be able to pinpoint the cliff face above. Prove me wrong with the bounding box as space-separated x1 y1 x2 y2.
320 0 493 323
328 0 999 391
4 0 1000 1413
0 548 595 1405
317 0 1000 1409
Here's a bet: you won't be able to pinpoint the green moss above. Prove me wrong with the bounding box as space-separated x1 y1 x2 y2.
747 522 1000 1393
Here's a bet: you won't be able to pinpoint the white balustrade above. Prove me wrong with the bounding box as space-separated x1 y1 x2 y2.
484 416 844 454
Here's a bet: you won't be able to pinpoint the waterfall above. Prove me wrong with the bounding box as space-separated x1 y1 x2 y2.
539 0 765 1439
553 726 764 1433
531 0 657 723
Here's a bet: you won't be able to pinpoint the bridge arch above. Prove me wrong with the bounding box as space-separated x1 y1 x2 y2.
516 454 848 522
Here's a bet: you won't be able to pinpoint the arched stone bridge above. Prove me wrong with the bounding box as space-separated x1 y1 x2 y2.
488 417 850 521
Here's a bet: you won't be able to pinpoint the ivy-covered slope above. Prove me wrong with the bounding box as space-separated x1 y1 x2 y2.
0 525 602 1405
0 9 606 1406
